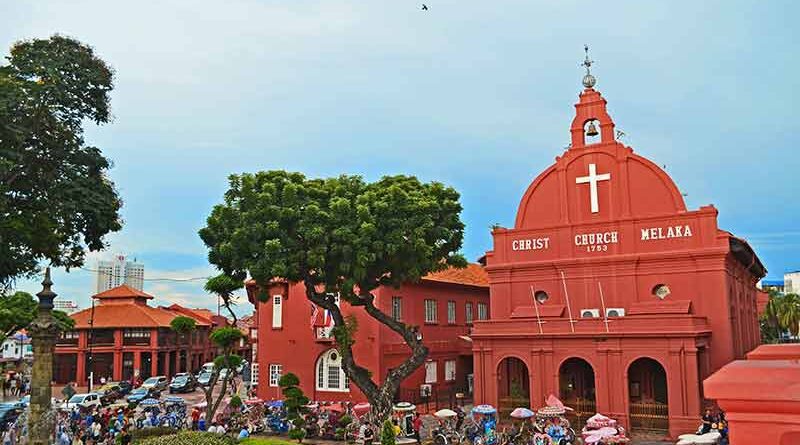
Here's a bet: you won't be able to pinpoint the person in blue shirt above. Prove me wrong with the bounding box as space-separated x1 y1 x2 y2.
238 428 250 439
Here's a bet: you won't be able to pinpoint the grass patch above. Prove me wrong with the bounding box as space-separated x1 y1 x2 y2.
239 437 300 445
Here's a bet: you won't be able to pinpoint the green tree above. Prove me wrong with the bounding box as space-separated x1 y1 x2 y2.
202 326 243 422
760 289 783 343
279 372 309 442
778 293 800 337
0 291 74 340
170 315 196 344
199 171 466 421
0 35 122 289
204 273 244 324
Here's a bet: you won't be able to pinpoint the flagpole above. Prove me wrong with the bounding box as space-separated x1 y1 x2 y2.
598 282 610 333
560 271 576 333
529 285 544 334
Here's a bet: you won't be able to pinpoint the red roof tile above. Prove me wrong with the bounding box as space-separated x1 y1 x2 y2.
93 284 154 300
71 304 177 329
422 263 489 287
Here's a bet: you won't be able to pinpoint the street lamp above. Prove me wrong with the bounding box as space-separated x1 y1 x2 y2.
28 267 60 445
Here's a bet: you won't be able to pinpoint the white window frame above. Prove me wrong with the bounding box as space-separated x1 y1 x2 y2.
268 363 282 387
251 363 260 386
477 302 488 320
316 349 350 392
447 301 456 324
392 296 403 321
424 299 438 324
272 295 283 329
425 361 438 383
445 359 456 381
465 302 473 324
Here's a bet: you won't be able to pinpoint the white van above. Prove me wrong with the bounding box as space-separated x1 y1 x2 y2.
201 362 215 374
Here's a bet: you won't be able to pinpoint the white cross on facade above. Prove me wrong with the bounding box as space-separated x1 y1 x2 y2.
575 163 611 213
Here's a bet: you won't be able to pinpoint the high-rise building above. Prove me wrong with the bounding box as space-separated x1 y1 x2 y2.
53 300 80 314
95 255 145 293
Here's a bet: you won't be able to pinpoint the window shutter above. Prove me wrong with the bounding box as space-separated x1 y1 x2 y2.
272 295 283 328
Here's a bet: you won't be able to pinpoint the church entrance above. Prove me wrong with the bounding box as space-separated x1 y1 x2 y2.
559 357 596 430
497 357 529 419
628 357 669 433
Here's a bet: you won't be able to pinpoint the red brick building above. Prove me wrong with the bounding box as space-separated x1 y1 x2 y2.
247 264 489 403
54 285 221 384
471 80 765 438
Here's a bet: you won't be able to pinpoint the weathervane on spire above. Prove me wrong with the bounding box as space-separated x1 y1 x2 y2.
582 44 596 88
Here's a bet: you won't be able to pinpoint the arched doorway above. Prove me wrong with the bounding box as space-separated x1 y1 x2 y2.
497 357 529 419
559 358 596 430
628 357 668 433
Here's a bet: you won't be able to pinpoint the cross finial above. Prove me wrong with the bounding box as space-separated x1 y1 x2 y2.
581 44 597 88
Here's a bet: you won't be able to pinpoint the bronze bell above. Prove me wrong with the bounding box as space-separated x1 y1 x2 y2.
586 121 599 137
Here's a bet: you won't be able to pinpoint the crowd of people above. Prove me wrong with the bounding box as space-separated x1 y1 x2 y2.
0 372 29 399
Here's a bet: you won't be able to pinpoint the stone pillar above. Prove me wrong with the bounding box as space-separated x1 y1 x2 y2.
113 351 122 381
150 350 158 377
28 269 60 445
76 351 86 384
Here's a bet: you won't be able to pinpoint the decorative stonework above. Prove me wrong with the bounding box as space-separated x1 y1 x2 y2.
28 268 59 445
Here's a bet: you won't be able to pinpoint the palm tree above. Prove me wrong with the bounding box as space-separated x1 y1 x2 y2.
778 293 800 338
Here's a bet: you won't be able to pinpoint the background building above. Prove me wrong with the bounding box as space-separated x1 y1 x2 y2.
53 300 80 314
54 285 219 385
95 255 145 293
784 271 800 294
247 264 489 405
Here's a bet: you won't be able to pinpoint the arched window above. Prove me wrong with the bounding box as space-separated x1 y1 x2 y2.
316 349 350 392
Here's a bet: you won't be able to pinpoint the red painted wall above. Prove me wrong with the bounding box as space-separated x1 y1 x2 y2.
253 279 488 403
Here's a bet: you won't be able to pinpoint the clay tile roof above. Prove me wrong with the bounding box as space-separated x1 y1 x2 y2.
93 284 154 300
70 304 177 329
422 263 489 287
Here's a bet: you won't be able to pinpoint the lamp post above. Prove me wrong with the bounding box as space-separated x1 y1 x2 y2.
28 267 60 445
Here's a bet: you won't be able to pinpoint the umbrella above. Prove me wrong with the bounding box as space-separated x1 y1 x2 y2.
472 404 497 415
393 402 415 412
267 400 284 408
164 396 185 404
509 407 535 419
193 401 208 409
245 398 264 405
353 402 371 416
138 398 160 407
325 403 345 413
434 409 457 418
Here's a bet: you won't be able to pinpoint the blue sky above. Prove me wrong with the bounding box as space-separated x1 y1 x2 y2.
3 0 797 312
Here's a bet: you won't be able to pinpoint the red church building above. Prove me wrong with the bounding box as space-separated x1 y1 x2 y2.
247 264 489 404
54 285 222 385
471 71 765 438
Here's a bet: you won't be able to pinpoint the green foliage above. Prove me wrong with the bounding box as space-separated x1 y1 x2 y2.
332 315 358 352
0 291 74 338
137 431 236 445
209 326 243 349
213 353 242 371
0 35 122 287
239 439 299 445
381 420 397 445
760 291 800 342
129 426 183 442
204 273 244 299
338 414 353 427
279 372 309 442
229 394 242 408
169 316 197 335
199 171 466 300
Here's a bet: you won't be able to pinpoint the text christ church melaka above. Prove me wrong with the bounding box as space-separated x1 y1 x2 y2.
471 63 765 439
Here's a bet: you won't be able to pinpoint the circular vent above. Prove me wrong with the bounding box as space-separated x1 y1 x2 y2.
652 284 670 300
534 291 549 304
330 352 338 361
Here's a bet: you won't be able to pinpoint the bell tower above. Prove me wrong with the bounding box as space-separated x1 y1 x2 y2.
569 46 616 149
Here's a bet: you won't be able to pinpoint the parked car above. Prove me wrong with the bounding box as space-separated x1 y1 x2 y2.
115 380 133 395
97 384 124 405
0 404 22 431
141 376 168 392
12 396 29 409
169 374 197 393
197 371 215 387
126 387 160 405
200 362 215 374
60 393 101 410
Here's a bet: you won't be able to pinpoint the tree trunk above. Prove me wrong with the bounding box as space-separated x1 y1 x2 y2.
306 286 428 423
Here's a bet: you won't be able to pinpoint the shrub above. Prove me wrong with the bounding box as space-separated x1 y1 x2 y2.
129 427 176 442
381 420 396 445
339 414 353 427
230 394 243 409
138 431 237 445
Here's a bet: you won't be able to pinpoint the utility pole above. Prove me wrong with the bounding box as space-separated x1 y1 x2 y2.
28 268 60 444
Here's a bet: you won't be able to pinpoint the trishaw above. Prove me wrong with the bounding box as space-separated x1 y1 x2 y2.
160 396 186 429
470 404 498 445
392 402 416 438
432 409 462 445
